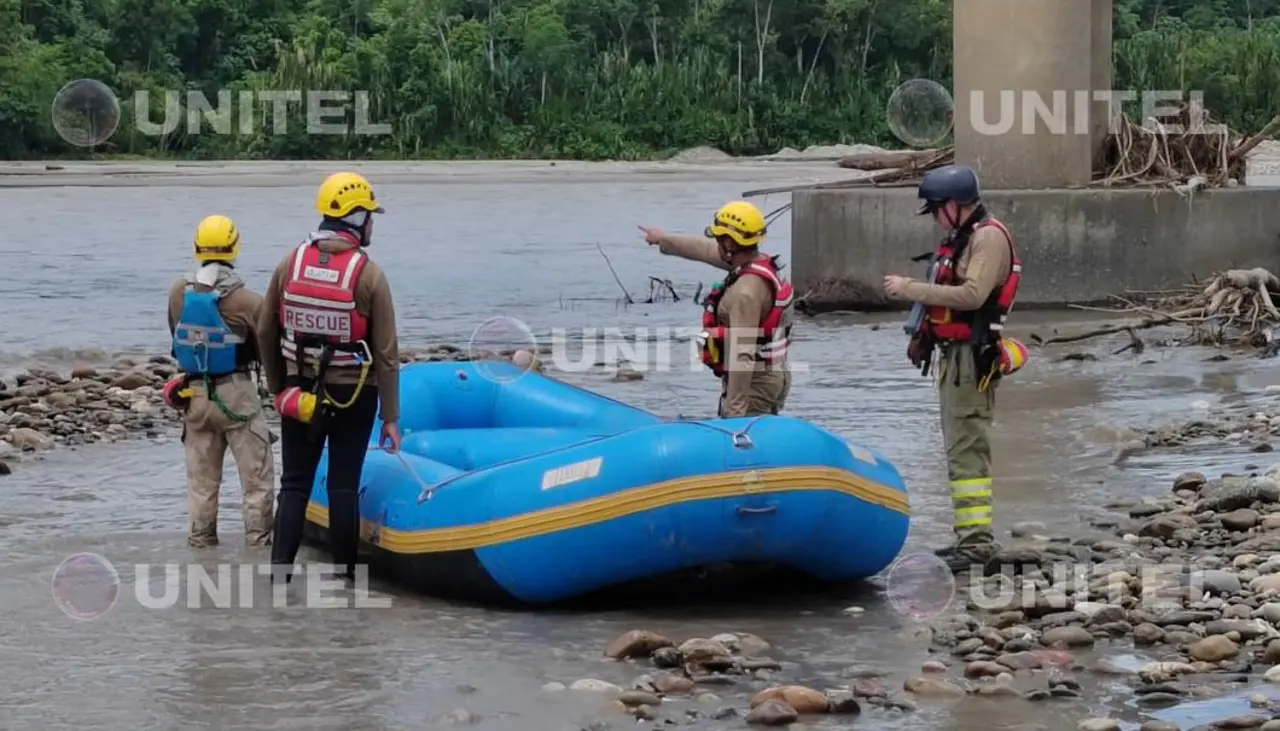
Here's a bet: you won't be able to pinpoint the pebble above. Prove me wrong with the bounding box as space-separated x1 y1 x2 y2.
1214 716 1268 729
1188 635 1240 662
749 685 828 714
605 629 673 659
569 679 621 693
1041 626 1095 648
903 676 965 698
618 690 661 707
745 699 797 725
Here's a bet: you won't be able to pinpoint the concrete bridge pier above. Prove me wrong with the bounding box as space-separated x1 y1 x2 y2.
954 0 1112 187
787 0 1280 310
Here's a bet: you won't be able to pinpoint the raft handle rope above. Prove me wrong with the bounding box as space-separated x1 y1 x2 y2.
402 417 764 505
411 428 620 504
674 415 766 449
370 444 438 500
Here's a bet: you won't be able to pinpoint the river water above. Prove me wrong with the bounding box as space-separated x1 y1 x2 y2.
4 162 1280 730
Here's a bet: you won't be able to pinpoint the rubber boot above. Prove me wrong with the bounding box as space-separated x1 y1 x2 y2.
327 489 359 581
939 533 1001 574
270 491 310 583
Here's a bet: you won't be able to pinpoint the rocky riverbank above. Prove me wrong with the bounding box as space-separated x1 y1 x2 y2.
546 470 1280 730
0 344 540 472
1139 391 1280 453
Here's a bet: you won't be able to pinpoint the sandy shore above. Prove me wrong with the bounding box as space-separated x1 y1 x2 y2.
0 160 863 188
4 139 1278 187
0 145 880 188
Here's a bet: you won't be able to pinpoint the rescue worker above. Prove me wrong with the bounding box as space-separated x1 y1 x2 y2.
257 171 401 583
639 200 793 417
164 214 274 548
882 164 1028 572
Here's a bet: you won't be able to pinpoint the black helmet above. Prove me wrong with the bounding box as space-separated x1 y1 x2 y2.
917 164 981 214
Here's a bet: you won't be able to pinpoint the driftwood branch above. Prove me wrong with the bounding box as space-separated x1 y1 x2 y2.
1030 268 1280 350
837 149 943 171
596 242 633 305
646 276 681 303
1030 315 1176 345
1231 113 1280 161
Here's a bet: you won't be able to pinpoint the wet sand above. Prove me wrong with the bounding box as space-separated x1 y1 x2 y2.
0 158 861 189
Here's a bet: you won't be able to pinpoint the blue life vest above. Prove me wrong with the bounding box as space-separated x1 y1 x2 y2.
173 288 243 376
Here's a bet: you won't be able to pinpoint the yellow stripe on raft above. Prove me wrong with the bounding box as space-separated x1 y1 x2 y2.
306 466 909 554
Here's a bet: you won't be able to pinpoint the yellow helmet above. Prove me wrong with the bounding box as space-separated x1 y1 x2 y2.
706 200 767 247
193 214 240 262
315 172 384 218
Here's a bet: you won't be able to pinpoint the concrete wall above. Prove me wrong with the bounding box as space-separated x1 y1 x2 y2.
790 187 1280 311
953 0 1112 188
1090 0 1114 166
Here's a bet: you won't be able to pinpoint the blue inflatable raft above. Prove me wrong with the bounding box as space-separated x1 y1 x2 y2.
303 361 910 604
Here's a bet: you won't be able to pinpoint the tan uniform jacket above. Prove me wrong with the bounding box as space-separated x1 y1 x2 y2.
900 224 1012 311
657 234 785 417
256 236 401 423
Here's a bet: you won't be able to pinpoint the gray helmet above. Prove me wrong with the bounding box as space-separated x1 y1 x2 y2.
917 164 981 214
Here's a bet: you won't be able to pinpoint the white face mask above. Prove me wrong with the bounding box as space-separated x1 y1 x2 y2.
195 263 225 288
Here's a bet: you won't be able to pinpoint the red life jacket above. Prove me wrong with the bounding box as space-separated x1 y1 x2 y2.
699 256 794 377
924 217 1022 343
279 232 370 368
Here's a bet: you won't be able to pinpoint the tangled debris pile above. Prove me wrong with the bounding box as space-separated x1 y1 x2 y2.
762 110 1280 195
1031 268 1280 352
1094 103 1263 190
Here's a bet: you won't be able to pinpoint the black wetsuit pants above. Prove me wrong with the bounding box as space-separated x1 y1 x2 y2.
270 381 379 579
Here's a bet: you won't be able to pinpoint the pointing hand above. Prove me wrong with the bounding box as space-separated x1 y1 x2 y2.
637 225 663 245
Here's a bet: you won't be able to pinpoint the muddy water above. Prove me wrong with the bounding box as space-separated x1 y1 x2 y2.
5 166 1280 730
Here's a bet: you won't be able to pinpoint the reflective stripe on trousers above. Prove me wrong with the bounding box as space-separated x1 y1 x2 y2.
949 476 992 530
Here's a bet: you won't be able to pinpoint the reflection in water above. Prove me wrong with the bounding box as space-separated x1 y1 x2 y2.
2 176 1271 731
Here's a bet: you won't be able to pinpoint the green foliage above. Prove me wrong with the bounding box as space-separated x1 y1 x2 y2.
3 0 1278 159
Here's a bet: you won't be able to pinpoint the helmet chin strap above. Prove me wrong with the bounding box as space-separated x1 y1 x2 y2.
946 209 959 229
